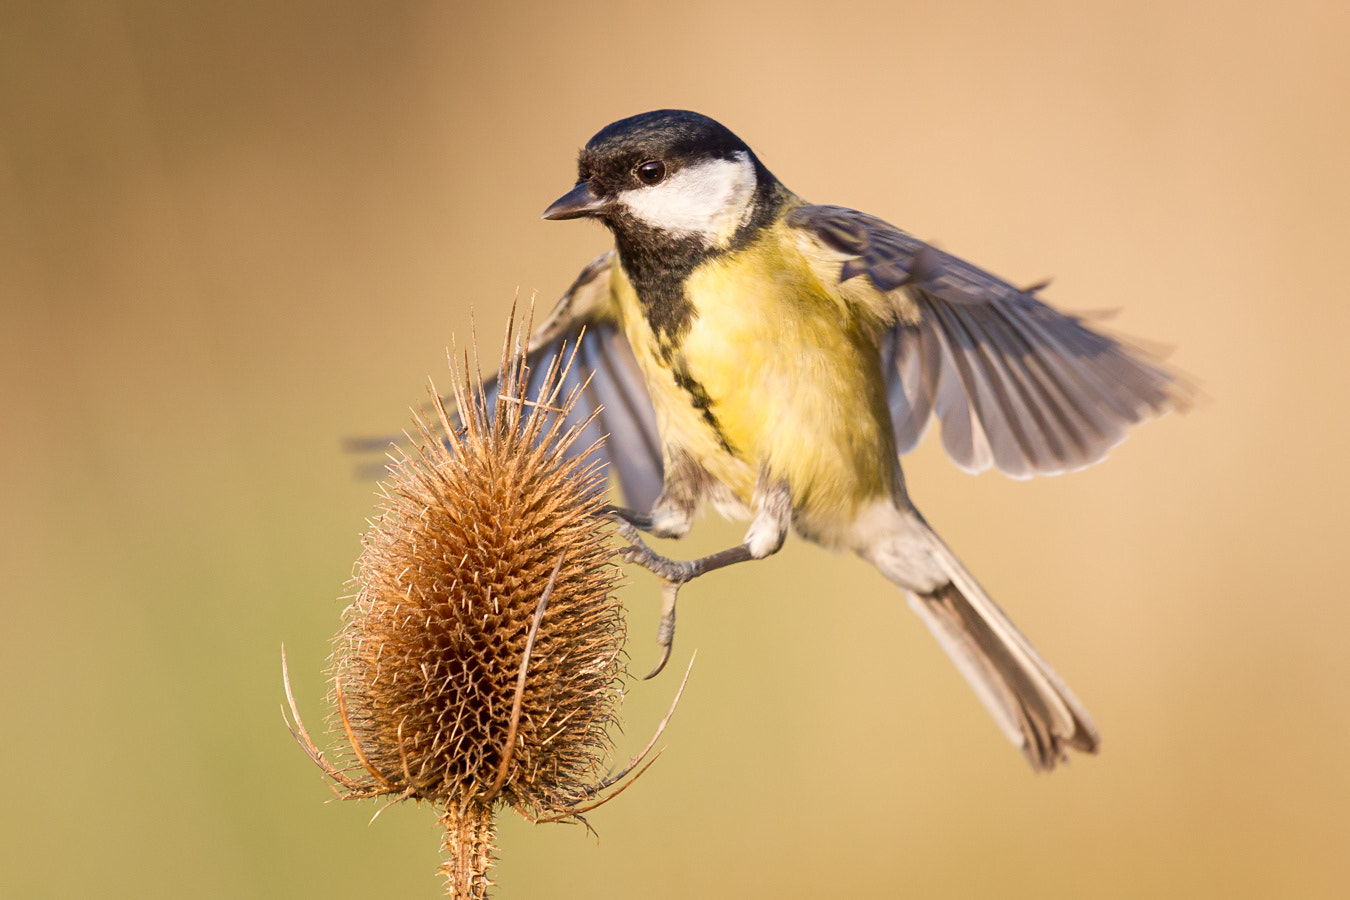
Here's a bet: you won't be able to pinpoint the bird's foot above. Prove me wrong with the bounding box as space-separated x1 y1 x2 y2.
608 512 757 679
610 516 701 583
609 516 689 678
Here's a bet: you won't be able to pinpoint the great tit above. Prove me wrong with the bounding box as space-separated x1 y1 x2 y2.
493 109 1188 771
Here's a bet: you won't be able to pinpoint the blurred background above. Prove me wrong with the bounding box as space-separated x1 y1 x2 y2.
3 2 1348 897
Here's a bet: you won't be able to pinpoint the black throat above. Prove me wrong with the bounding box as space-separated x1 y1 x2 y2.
607 172 791 356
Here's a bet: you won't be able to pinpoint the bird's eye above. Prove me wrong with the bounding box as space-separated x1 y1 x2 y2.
636 160 666 185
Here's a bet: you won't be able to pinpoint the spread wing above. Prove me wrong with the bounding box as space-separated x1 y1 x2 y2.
787 204 1191 478
351 252 664 512
479 252 664 512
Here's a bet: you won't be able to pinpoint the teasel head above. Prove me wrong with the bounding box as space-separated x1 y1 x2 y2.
284 311 681 898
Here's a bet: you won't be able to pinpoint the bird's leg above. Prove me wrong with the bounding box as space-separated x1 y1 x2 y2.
611 475 792 677
614 518 754 678
612 518 755 583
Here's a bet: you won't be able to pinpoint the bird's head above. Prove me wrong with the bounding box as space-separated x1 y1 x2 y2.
543 110 778 249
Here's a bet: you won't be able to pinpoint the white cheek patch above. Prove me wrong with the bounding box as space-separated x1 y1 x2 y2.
619 151 757 243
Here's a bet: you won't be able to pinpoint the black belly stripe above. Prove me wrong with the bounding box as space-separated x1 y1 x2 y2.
606 177 796 462
672 368 737 456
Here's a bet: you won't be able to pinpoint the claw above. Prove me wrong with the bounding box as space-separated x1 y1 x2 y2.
644 582 680 679
614 518 761 678
645 644 673 680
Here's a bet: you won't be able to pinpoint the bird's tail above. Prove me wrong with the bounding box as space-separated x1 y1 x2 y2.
898 527 1101 771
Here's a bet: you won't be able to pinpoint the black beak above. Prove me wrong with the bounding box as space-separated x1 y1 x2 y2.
542 181 608 220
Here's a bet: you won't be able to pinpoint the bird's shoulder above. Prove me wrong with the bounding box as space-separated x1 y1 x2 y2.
784 202 1021 324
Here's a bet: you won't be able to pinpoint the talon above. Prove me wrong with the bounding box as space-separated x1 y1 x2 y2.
644 582 680 680
645 643 673 680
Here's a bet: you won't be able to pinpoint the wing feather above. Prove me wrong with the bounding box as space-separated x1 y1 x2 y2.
477 252 664 512
882 322 944 455
352 251 665 511
788 204 1190 477
573 326 664 512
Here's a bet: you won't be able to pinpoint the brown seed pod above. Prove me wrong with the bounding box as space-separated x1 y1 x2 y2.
284 313 681 898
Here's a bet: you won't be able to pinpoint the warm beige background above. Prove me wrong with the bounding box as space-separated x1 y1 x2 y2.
3 2 1347 897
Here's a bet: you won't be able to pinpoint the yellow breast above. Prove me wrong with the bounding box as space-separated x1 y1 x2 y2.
612 222 897 519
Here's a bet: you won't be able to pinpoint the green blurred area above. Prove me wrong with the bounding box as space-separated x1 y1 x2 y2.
3 2 1349 897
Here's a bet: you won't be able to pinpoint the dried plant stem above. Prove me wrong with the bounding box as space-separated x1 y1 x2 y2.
440 798 496 899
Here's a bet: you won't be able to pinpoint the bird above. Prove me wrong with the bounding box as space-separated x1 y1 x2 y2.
473 109 1189 771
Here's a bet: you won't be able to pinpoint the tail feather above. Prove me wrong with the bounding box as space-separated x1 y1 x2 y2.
906 533 1100 772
